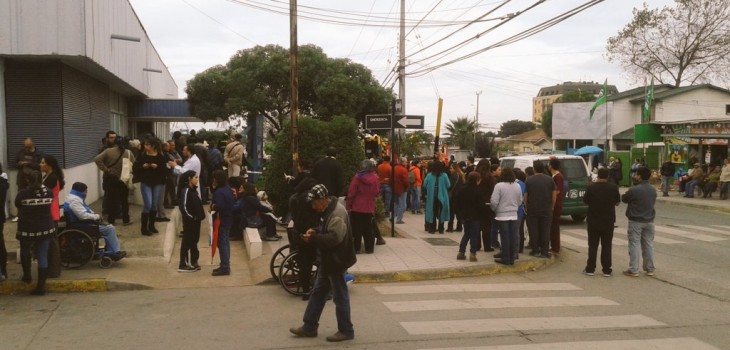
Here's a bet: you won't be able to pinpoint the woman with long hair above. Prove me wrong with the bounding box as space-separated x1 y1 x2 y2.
423 160 451 234
40 155 65 223
476 159 496 251
456 171 485 261
447 162 465 232
490 167 523 265
346 159 380 253
133 137 168 236
15 170 55 295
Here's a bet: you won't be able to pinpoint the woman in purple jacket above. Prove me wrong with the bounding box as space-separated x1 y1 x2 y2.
346 159 380 254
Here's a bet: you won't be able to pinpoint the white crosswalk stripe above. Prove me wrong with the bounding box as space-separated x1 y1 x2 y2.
653 225 725 242
375 283 718 349
422 337 721 350
562 229 628 246
678 225 730 236
401 314 665 335
384 296 618 312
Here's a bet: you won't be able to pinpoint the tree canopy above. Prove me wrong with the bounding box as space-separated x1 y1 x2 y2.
499 119 535 137
444 117 477 150
185 44 392 135
401 130 434 159
606 0 730 87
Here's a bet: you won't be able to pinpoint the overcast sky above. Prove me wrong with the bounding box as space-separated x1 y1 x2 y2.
130 0 674 134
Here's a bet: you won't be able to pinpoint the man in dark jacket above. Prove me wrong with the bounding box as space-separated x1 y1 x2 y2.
582 168 620 277
290 184 356 342
311 147 344 197
659 161 675 197
621 167 657 277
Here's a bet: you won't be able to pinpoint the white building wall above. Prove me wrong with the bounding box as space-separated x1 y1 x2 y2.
655 90 730 122
611 99 641 135
0 0 177 98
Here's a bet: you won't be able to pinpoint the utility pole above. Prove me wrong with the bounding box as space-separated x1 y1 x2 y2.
398 0 406 117
289 0 299 175
474 90 482 156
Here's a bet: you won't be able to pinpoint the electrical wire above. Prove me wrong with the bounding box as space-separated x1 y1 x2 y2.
182 0 258 45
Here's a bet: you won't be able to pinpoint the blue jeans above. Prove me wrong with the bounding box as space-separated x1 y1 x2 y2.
490 220 500 248
409 186 421 212
496 219 518 264
20 238 50 268
302 272 354 337
217 226 231 271
140 183 165 213
661 175 673 195
627 221 655 274
395 193 407 223
380 184 392 214
685 180 700 197
99 224 122 253
459 219 481 254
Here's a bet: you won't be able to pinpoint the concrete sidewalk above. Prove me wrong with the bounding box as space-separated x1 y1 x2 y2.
1 187 728 295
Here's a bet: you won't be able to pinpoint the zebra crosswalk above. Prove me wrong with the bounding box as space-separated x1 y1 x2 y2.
560 223 728 250
373 282 720 350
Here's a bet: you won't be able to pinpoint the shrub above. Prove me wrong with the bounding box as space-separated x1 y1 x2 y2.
264 116 365 215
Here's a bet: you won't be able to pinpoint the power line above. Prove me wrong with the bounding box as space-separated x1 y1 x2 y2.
182 0 258 45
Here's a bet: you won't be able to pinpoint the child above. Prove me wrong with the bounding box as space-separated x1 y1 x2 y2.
177 171 205 273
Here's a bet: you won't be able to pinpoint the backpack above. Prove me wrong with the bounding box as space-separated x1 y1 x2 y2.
408 168 417 185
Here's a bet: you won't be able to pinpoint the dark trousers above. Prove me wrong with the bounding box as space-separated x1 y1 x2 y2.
262 215 278 238
0 225 7 276
480 216 493 251
180 217 201 267
526 214 551 255
103 175 129 223
585 223 614 274
164 175 177 206
296 245 317 293
350 212 374 253
550 206 562 253
459 219 481 254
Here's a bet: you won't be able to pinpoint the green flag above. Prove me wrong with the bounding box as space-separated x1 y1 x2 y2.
642 78 654 123
589 79 607 120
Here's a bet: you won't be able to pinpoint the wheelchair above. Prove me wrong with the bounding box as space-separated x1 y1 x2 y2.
269 228 319 296
57 211 119 269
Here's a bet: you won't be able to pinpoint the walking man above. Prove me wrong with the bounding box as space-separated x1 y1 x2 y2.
524 161 556 258
621 166 657 277
582 168 620 277
290 184 356 342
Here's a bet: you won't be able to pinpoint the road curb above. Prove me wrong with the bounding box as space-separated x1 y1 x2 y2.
353 255 556 283
0 279 154 295
658 198 730 214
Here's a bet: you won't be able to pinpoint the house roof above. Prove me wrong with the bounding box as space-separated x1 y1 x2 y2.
607 84 674 102
505 129 550 143
628 84 730 103
612 127 634 141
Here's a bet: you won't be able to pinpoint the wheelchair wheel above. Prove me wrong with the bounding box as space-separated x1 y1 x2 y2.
58 229 95 268
278 251 318 296
269 244 290 281
99 256 114 269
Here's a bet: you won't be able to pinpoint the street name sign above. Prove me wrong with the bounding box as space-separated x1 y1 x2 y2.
365 114 424 130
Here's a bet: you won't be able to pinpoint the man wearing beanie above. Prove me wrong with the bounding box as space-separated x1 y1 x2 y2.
64 182 126 261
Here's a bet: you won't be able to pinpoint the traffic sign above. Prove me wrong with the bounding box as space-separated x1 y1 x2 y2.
365 114 393 130
366 114 425 130
395 115 424 129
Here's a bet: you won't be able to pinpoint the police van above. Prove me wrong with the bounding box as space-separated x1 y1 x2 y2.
499 154 591 222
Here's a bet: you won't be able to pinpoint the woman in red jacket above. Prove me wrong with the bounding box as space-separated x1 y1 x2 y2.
346 159 380 253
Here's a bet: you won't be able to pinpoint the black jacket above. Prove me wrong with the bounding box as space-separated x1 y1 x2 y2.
311 157 344 197
179 186 205 221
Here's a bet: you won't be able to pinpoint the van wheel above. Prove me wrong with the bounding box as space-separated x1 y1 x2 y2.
571 215 586 223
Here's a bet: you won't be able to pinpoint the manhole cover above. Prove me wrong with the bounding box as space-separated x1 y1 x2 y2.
423 238 459 246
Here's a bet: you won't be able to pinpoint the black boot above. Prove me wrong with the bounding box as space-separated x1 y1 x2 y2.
438 222 445 234
141 213 151 236
21 254 32 283
148 211 159 234
31 268 47 296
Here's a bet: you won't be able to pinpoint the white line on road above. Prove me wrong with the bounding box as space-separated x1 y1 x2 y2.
654 225 725 242
420 337 720 350
562 230 628 246
400 314 666 335
384 296 618 312
374 283 581 295
677 225 730 237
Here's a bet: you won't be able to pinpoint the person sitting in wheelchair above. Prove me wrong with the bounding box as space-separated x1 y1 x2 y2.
64 182 127 261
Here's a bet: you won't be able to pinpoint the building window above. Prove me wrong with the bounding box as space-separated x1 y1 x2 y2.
726 104 730 115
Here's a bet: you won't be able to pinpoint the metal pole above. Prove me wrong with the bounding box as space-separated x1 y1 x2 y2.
289 0 299 175
398 0 406 116
475 90 481 156
390 98 396 237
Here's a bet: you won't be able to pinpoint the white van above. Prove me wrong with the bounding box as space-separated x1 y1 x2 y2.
499 154 591 222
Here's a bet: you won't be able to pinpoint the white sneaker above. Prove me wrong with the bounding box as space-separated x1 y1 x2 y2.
11 217 18 222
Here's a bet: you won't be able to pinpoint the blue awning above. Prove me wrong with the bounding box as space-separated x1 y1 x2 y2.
128 99 201 122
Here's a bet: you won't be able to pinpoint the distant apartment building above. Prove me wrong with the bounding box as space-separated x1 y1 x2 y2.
532 81 618 125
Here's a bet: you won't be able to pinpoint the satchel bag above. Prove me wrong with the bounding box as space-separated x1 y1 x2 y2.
246 215 264 228
120 150 132 182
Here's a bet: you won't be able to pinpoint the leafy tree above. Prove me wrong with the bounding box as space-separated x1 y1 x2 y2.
444 117 477 150
475 132 496 158
401 130 434 159
499 119 535 137
606 1 730 87
263 116 364 215
185 44 392 137
542 91 596 138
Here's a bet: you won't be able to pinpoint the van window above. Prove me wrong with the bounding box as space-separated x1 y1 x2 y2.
501 159 516 169
557 159 588 180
